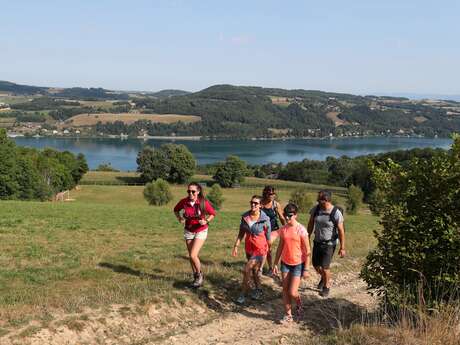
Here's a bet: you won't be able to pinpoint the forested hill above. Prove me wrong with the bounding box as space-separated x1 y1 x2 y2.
134 84 460 138
2 81 460 138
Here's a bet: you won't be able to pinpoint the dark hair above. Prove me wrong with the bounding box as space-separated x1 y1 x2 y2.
188 182 207 215
283 203 299 215
251 195 262 202
318 190 332 201
262 185 275 197
188 182 204 199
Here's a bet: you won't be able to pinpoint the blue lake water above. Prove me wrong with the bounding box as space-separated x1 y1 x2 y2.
13 137 453 171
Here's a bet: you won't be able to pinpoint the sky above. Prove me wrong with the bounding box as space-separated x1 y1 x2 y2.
1 0 459 95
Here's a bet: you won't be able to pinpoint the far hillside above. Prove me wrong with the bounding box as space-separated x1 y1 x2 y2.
2 80 460 138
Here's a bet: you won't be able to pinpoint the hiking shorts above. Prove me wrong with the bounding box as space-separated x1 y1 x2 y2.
312 242 336 269
280 262 305 277
184 229 208 241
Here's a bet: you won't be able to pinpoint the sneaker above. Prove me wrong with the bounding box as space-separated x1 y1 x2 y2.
279 314 293 324
236 295 246 305
319 287 330 297
250 288 263 300
192 272 203 288
317 277 324 291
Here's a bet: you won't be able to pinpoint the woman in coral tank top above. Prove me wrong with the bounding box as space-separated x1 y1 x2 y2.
273 203 311 323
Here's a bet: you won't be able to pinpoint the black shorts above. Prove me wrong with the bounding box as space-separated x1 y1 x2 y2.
312 242 336 269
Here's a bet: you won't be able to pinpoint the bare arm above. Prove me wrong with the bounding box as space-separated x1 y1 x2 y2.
337 222 346 257
307 215 315 237
301 233 311 278
232 228 246 257
174 211 185 224
276 202 286 225
272 236 284 275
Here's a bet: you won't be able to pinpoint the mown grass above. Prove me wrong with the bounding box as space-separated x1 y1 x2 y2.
81 171 348 196
0 179 379 332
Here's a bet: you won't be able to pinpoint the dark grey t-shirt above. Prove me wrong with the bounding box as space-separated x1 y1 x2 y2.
309 205 344 243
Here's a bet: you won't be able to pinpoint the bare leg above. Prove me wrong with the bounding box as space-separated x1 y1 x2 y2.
242 260 256 294
288 276 302 308
323 268 332 288
251 261 262 289
186 238 206 274
281 272 292 316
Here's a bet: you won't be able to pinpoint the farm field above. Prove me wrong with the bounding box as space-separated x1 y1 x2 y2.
0 176 379 344
66 113 202 126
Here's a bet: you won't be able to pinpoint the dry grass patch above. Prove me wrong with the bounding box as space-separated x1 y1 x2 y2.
326 111 349 126
414 116 428 123
66 113 201 126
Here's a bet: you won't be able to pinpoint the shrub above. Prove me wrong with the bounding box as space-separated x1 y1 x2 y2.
368 188 385 215
361 135 460 310
207 184 224 210
289 187 313 213
143 178 172 206
213 155 248 188
346 184 364 214
95 163 119 172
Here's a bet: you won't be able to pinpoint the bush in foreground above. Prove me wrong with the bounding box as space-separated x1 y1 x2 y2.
143 178 172 206
361 135 460 310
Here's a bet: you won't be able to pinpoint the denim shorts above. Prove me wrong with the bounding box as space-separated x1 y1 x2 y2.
280 262 305 277
246 253 265 263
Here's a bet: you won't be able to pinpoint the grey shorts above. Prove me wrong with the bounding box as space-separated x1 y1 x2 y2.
184 229 208 240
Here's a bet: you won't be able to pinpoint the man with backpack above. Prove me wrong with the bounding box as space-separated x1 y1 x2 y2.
307 190 346 297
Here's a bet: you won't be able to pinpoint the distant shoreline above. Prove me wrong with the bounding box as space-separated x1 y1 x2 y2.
8 134 447 140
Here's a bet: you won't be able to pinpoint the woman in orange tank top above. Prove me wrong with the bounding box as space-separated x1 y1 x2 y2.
273 203 311 323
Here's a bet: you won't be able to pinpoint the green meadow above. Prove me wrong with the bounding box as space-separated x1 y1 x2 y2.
0 173 379 333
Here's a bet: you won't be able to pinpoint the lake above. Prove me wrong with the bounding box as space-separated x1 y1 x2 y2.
13 137 453 171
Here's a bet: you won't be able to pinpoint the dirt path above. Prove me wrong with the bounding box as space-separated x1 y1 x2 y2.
1 269 375 345
157 270 375 345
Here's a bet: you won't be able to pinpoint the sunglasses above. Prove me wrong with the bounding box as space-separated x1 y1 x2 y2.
317 198 328 202
187 190 197 194
285 213 296 219
250 201 260 205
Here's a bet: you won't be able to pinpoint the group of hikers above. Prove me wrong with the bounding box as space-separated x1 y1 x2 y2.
173 183 345 324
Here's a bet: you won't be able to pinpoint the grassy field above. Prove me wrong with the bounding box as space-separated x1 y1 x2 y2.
66 113 202 127
0 177 379 340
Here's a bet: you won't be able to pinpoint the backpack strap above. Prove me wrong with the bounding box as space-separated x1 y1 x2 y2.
330 206 339 242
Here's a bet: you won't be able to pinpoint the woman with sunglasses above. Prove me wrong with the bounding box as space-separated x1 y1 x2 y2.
174 182 216 288
273 203 310 323
261 186 286 275
232 195 271 304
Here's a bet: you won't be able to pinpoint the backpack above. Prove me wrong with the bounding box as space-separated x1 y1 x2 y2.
313 204 344 242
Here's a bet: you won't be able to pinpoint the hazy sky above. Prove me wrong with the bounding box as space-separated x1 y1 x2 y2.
1 0 459 94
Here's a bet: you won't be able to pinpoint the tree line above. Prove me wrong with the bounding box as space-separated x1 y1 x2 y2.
0 129 88 200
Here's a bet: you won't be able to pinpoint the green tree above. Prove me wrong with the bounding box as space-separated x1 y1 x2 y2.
346 184 363 215
213 155 248 188
137 144 196 183
208 184 224 210
361 135 460 309
289 187 314 213
143 178 172 206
